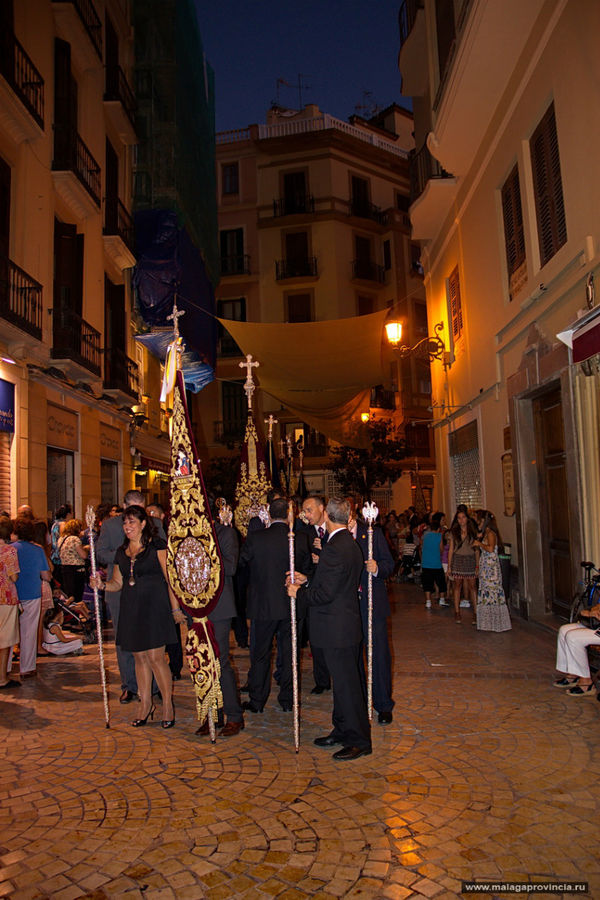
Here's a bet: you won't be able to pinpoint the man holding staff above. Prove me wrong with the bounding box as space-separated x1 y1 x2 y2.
287 498 371 761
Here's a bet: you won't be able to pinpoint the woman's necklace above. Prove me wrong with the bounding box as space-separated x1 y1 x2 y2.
127 543 142 586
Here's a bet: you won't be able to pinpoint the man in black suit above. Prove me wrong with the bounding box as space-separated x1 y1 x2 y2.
348 505 395 725
301 495 331 694
288 497 371 761
239 498 311 713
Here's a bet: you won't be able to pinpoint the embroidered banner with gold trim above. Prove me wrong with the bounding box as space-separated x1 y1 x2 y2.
167 371 223 722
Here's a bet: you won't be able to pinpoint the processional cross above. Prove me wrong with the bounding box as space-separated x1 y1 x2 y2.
264 413 278 440
167 297 185 340
240 354 260 409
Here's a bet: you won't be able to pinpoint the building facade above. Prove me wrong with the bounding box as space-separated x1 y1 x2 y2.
202 102 435 510
0 0 166 519
399 0 600 620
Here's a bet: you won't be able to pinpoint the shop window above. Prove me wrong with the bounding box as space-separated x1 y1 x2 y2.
100 459 118 504
449 421 482 508
47 448 74 519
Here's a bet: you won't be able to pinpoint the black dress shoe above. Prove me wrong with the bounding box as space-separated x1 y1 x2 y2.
310 685 330 695
241 700 263 713
332 746 372 761
378 711 393 725
314 734 341 747
119 689 137 704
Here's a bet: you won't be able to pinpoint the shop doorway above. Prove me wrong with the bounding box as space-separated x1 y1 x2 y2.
533 386 571 615
47 448 74 520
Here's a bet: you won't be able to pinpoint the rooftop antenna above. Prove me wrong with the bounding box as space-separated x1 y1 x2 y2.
297 73 311 109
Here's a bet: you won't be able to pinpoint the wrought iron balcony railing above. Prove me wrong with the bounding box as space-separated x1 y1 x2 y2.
220 254 251 276
0 32 44 128
350 200 388 225
370 386 396 410
53 130 102 206
351 259 386 283
398 0 424 47
275 257 318 280
103 347 139 399
105 65 136 127
52 0 102 59
273 195 315 217
0 257 43 340
409 141 453 203
104 197 134 252
52 306 101 375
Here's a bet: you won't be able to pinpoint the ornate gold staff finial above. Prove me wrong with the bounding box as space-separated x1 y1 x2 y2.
239 354 260 410
264 413 278 440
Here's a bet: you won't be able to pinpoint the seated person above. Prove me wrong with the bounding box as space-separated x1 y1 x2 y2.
41 606 84 656
554 604 600 696
52 587 91 622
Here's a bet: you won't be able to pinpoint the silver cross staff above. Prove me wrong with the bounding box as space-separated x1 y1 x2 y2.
264 413 278 440
288 500 300 753
239 354 259 409
85 504 110 728
362 500 379 721
167 297 185 340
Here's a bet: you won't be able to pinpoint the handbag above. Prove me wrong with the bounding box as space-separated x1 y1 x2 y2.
578 613 600 630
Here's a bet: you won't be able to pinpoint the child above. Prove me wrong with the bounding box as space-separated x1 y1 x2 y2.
41 606 84 656
420 512 448 609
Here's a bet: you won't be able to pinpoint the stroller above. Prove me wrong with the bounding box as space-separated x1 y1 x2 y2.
399 541 421 582
52 588 97 644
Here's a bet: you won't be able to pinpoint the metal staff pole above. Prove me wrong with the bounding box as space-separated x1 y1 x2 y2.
85 504 110 728
288 500 300 752
362 501 379 721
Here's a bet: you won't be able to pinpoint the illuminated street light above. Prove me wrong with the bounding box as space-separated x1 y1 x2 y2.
385 320 447 362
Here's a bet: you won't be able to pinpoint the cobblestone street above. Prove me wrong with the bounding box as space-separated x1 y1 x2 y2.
1 583 598 899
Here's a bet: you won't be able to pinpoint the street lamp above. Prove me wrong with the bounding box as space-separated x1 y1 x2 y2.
385 320 447 362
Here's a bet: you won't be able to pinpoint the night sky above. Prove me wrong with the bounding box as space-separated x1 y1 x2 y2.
197 0 410 134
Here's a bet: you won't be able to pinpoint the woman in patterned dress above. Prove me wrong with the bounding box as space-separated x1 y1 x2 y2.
0 516 20 688
473 510 511 632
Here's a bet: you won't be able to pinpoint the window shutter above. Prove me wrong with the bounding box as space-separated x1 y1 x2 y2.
530 103 567 267
501 164 525 277
449 266 463 341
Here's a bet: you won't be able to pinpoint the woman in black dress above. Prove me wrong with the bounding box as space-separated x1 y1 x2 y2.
93 505 185 727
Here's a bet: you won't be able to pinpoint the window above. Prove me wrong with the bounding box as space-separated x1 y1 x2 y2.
217 297 246 357
282 171 308 213
530 102 567 267
383 239 391 271
286 293 312 322
436 0 456 83
220 228 245 275
501 164 526 299
220 380 246 443
449 421 482 508
448 265 463 344
396 193 410 212
357 295 374 316
222 162 239 196
351 176 370 217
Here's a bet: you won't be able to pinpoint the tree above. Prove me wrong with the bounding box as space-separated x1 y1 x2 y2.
326 419 407 501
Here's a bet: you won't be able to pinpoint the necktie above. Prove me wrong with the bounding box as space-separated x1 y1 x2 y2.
318 526 325 539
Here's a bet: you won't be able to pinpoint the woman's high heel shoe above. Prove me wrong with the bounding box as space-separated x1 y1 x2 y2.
162 699 175 729
132 704 155 727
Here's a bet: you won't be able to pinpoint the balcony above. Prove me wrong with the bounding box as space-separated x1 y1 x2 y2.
275 257 318 280
351 259 386 284
52 0 102 71
350 200 388 226
53 131 101 219
213 419 246 447
0 258 43 342
397 0 427 96
428 0 546 176
273 195 315 217
52 306 101 378
104 65 137 145
103 347 139 403
220 254 251 277
0 32 44 142
370 385 396 410
103 197 136 272
408 141 457 241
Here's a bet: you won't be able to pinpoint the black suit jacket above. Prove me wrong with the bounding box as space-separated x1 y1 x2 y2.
298 528 364 649
239 521 311 620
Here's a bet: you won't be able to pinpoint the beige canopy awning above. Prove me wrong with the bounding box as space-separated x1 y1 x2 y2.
218 308 390 447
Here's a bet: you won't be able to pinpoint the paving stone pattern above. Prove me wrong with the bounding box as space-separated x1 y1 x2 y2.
1 583 598 899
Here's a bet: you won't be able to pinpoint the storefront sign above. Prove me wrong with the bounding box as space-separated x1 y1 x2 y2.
502 451 515 517
0 379 15 433
99 422 122 461
47 403 79 451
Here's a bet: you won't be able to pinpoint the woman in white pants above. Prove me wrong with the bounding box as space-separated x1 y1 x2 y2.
554 605 600 696
12 517 51 677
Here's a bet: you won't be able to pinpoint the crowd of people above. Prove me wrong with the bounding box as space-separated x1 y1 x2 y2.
2 487 595 742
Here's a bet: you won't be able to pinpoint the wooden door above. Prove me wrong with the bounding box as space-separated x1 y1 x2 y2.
534 387 571 615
